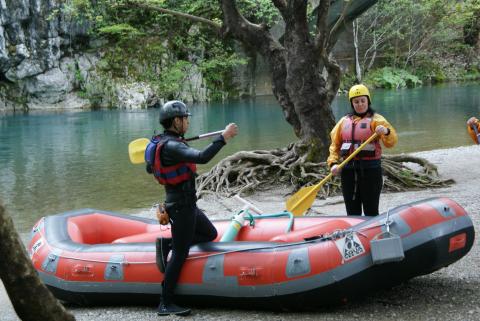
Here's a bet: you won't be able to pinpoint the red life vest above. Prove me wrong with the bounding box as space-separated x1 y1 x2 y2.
340 115 381 160
152 136 197 185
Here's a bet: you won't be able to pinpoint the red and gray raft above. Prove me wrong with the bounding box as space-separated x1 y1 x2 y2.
28 197 475 308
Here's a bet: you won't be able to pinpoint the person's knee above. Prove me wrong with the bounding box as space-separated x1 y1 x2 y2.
209 228 218 241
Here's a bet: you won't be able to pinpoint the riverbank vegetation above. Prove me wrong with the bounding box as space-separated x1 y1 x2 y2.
348 0 480 90
68 0 480 101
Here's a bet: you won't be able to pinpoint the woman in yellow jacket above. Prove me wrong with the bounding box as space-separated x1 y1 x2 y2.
327 84 398 216
467 117 480 144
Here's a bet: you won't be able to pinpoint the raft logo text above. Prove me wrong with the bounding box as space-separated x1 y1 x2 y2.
335 233 365 261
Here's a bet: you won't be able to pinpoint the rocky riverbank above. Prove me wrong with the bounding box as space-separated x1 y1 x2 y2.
1 145 479 321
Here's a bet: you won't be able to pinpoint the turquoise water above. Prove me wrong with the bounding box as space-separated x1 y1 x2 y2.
1 83 479 232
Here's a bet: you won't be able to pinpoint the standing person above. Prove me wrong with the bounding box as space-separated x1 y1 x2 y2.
150 100 238 316
467 117 480 144
327 84 398 216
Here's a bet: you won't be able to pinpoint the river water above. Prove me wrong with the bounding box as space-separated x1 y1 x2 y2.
1 83 479 232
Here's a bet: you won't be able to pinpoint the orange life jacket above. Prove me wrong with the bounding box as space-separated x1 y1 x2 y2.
340 115 381 160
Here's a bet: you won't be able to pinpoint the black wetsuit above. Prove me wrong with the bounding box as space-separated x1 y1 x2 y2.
160 130 224 304
340 159 383 216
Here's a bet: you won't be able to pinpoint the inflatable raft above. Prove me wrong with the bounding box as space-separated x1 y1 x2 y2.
28 197 474 308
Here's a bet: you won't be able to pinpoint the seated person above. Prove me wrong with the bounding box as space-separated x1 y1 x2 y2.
467 117 480 144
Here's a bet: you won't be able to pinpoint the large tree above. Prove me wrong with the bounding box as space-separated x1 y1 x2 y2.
0 204 75 321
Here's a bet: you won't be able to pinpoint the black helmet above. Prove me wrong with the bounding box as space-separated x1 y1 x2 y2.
159 100 191 123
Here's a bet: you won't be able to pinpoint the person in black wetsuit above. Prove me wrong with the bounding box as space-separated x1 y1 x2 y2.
152 100 238 316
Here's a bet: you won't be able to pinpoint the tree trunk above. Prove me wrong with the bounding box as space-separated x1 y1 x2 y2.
283 9 336 160
0 204 75 321
220 0 339 161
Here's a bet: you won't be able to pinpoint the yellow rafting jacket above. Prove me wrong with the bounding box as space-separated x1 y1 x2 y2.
327 113 398 167
467 120 480 144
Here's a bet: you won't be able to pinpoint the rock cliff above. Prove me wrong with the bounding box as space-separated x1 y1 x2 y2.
0 0 97 111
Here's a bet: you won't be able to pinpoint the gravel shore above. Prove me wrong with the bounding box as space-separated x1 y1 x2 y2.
1 145 479 321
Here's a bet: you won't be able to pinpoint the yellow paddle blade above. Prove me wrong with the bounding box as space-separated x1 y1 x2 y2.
286 174 331 216
286 184 320 216
128 138 149 164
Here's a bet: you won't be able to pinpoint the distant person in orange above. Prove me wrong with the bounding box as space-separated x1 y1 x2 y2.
467 117 480 144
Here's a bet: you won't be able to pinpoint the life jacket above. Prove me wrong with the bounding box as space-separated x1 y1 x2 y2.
340 115 381 160
145 134 197 185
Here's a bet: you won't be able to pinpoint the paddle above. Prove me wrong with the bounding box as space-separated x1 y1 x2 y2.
472 124 480 144
128 138 151 164
128 130 224 164
286 132 379 216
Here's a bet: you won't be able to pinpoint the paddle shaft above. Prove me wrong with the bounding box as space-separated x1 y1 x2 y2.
185 130 224 142
334 132 379 172
290 132 379 212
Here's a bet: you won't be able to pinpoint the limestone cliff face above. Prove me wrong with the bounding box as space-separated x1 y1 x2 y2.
0 0 205 111
0 0 99 111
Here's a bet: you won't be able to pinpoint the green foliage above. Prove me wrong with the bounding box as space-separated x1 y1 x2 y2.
339 73 358 92
458 67 480 81
364 67 422 89
64 0 256 101
236 0 279 26
356 0 480 84
357 0 454 69
156 60 192 98
98 24 143 39
411 58 447 83
199 53 247 100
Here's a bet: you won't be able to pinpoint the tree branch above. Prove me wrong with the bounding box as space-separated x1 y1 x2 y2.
324 54 341 102
220 0 265 41
314 0 330 52
326 0 353 53
125 0 222 30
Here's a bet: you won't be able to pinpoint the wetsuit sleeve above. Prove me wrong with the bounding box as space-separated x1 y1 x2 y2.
327 117 345 168
371 114 398 148
467 120 480 144
163 135 226 164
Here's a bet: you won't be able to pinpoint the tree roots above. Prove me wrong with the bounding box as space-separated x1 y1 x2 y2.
196 144 454 199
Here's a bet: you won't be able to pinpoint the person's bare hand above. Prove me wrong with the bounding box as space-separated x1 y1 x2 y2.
331 164 341 176
222 123 238 141
467 117 478 127
375 125 388 135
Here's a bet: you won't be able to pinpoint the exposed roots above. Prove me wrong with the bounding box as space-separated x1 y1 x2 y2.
196 144 455 199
